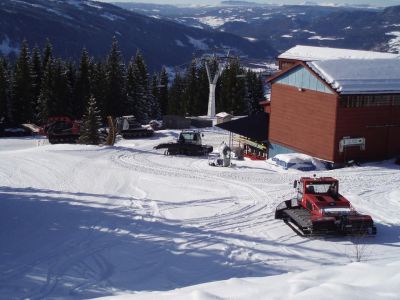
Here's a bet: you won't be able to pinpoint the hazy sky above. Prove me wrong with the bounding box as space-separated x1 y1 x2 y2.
100 0 400 7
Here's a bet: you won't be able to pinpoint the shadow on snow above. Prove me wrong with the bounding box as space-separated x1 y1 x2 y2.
1 186 399 299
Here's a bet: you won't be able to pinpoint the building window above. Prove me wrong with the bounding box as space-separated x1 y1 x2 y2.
340 94 400 108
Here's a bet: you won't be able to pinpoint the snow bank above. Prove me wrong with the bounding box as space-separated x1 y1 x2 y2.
95 261 400 300
269 153 326 171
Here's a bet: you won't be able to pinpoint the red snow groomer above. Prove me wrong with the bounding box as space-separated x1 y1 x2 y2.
275 176 377 236
43 116 81 144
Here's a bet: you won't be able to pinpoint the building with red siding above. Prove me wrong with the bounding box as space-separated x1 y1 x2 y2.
264 46 400 164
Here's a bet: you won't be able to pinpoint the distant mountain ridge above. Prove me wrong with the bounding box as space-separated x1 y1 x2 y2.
0 0 277 70
116 2 400 54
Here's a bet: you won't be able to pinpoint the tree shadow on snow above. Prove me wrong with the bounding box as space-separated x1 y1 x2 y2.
2 186 398 299
0 186 285 300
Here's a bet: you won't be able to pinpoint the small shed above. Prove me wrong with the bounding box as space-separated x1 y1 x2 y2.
215 112 233 124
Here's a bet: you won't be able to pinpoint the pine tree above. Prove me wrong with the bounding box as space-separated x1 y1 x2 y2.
65 61 77 116
150 73 161 120
11 40 34 123
126 50 149 123
53 59 72 116
244 70 264 115
31 45 42 123
182 59 198 116
78 96 102 145
74 48 92 118
218 58 245 114
90 62 108 119
0 58 10 121
37 59 54 124
168 72 185 115
133 50 150 123
159 67 169 116
105 37 126 117
42 39 53 71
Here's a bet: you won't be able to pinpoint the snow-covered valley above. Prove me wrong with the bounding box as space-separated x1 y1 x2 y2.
0 129 399 299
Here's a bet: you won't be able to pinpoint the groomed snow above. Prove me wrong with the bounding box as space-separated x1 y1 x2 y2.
0 130 399 299
96 261 400 300
307 59 400 93
278 45 400 61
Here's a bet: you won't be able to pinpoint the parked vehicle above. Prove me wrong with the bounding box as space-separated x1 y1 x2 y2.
154 129 213 156
275 176 377 236
115 116 154 139
44 116 81 144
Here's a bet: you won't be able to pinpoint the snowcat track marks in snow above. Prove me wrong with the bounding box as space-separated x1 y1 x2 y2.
275 177 377 237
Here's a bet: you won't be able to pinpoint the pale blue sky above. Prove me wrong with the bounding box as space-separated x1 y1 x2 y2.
100 0 400 7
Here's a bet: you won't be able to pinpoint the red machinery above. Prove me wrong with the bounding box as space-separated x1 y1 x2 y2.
43 116 81 144
275 176 377 236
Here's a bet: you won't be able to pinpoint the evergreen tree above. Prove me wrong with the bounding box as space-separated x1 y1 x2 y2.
126 50 149 123
74 48 92 118
37 59 54 124
149 73 161 120
182 59 198 116
91 62 108 119
244 70 264 115
12 40 34 123
105 37 125 117
65 61 77 116
168 72 185 115
159 67 169 116
53 59 72 116
31 45 42 122
0 58 10 121
42 39 53 70
218 58 245 114
78 96 102 145
133 50 150 123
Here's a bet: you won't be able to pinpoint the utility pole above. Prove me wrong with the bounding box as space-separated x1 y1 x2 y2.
204 55 226 118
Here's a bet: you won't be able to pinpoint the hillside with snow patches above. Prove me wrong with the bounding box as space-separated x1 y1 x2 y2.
117 2 400 54
0 0 275 69
0 129 399 299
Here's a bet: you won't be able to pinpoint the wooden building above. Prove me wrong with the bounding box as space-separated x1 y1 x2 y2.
263 49 400 164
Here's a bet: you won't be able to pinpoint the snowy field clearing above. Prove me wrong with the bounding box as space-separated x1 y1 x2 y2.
0 129 399 299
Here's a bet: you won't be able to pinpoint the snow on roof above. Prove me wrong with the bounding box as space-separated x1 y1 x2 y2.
279 45 400 61
215 112 232 118
307 59 400 94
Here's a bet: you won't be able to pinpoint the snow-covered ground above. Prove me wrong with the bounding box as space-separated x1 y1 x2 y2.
0 129 399 299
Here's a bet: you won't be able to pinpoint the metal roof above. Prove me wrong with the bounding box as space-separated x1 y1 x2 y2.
307 59 400 94
278 45 399 61
216 113 269 142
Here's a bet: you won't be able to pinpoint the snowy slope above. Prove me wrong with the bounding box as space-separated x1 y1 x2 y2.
0 130 399 299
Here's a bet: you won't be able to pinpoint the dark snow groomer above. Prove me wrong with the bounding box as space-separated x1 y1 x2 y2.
154 129 213 156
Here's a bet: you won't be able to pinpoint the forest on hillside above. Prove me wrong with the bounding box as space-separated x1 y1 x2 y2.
0 38 265 126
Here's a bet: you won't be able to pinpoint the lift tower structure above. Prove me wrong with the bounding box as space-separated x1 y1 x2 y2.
204 54 226 118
